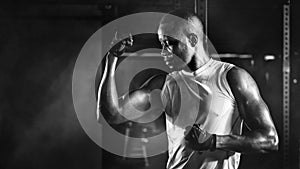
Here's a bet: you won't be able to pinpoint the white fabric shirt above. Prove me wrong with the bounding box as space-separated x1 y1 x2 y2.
161 59 243 169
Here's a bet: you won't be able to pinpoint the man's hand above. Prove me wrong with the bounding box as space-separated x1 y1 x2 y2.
109 32 133 57
184 124 216 151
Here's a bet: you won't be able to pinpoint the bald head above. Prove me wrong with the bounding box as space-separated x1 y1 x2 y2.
159 9 204 42
158 9 208 71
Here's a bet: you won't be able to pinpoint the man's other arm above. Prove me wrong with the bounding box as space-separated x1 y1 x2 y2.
216 67 279 153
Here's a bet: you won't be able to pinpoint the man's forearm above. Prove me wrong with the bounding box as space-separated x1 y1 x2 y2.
216 129 278 153
97 54 125 123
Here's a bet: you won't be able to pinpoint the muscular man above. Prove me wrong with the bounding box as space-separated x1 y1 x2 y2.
97 9 278 169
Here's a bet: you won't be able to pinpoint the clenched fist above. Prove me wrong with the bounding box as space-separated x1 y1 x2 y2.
184 124 216 151
109 32 133 57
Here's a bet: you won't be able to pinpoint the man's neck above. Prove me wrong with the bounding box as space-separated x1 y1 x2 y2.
187 48 210 72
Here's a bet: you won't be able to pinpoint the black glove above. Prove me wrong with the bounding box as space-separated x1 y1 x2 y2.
184 124 216 151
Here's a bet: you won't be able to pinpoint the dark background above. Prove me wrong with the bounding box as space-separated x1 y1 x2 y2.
1 0 299 169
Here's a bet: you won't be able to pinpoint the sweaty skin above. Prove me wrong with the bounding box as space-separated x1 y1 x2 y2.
216 67 279 153
97 54 278 153
97 12 278 154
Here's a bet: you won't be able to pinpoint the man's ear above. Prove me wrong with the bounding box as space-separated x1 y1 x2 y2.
188 33 198 47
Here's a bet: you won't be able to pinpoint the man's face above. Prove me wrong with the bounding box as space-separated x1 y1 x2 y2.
158 22 194 70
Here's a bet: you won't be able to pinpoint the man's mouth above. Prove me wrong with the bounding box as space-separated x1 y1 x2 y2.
165 58 174 64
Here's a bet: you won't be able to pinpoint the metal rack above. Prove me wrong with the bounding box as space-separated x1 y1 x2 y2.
283 3 290 169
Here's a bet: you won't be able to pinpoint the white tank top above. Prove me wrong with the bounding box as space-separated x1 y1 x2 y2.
161 59 243 169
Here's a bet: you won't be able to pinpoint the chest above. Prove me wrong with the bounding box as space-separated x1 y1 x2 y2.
166 76 235 130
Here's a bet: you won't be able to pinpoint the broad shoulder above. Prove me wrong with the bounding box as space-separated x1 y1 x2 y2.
226 66 260 98
227 66 251 84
